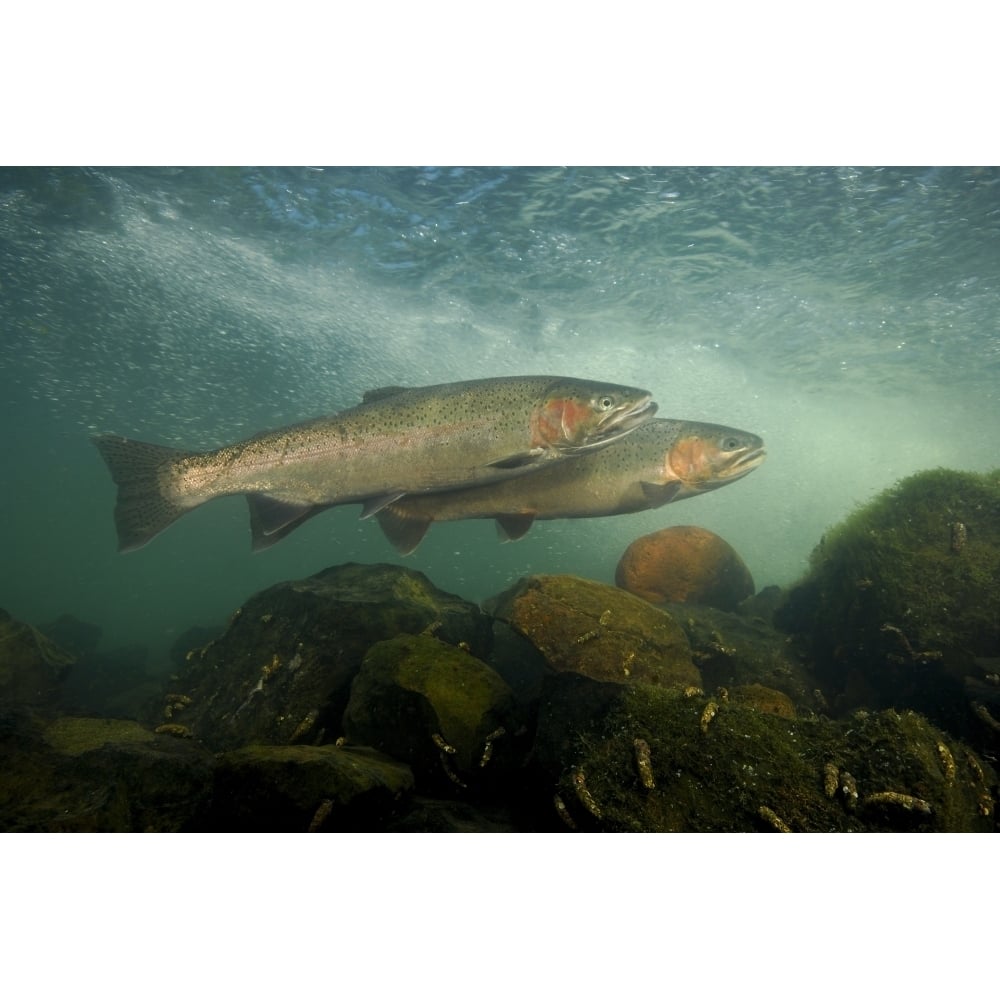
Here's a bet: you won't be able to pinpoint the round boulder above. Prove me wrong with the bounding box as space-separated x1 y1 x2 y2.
615 525 755 612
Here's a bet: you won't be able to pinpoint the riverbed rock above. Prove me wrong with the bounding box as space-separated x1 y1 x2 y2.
547 687 995 833
615 525 755 611
485 574 700 689
167 563 493 752
207 743 414 832
0 712 214 832
0 609 75 708
774 468 1000 750
342 633 516 784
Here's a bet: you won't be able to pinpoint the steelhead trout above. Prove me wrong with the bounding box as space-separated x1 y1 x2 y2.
372 418 765 553
93 375 656 551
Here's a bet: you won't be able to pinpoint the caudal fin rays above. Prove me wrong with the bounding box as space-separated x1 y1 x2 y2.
91 434 195 551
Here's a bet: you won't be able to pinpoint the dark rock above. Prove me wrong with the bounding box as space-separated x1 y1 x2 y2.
666 601 823 712
57 643 151 719
384 796 520 833
37 614 102 658
0 608 75 708
774 468 1000 747
169 624 223 669
547 686 995 833
343 633 516 784
0 714 214 832
167 563 494 752
207 744 414 832
486 574 701 689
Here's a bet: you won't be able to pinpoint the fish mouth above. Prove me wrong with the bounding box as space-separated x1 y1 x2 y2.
681 446 766 493
589 396 658 444
563 396 657 454
708 446 766 486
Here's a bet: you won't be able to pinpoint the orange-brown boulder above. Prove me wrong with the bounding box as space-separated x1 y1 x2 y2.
615 525 755 612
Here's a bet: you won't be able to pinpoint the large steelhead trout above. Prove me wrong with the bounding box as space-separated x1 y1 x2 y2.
373 418 765 553
93 375 656 551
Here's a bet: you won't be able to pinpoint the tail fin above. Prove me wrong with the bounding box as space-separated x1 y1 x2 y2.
92 434 194 551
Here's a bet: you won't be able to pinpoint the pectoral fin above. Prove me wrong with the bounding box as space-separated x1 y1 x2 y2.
487 448 545 470
639 480 683 508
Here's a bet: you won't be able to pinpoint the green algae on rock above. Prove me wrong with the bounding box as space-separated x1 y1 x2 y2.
486 574 701 689
343 633 516 782
43 716 156 755
547 685 995 832
0 712 214 832
775 468 1000 739
167 563 493 752
668 600 824 711
209 744 415 832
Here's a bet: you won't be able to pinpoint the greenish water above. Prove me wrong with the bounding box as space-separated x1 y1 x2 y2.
2 166 998 669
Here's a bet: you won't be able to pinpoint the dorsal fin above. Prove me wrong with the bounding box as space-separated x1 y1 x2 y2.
361 385 411 404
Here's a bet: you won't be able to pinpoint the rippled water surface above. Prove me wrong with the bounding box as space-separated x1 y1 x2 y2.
2 166 998 661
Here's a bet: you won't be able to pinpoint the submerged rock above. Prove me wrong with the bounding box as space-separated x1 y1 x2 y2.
343 633 516 785
486 574 700 689
0 609 75 708
0 713 214 832
208 744 414 832
166 563 493 752
38 614 102 659
775 468 1000 747
615 525 755 611
544 686 995 833
668 601 824 712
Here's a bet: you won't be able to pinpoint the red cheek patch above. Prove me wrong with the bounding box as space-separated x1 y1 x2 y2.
532 398 591 446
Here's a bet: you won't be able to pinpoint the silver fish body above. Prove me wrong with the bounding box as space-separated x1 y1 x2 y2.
374 418 765 553
93 375 656 551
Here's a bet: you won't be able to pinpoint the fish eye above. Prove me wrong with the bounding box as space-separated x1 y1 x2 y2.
722 437 740 450
597 395 615 410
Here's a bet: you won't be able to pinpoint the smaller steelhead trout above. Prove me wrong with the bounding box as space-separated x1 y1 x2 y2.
372 418 765 553
93 375 656 551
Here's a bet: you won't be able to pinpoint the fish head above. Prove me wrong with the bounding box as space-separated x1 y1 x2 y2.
664 423 766 495
532 379 657 453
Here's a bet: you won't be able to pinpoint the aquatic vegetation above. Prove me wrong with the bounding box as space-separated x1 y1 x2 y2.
547 686 993 832
776 467 1000 736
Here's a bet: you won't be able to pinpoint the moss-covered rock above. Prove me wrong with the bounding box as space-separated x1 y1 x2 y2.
486 574 701 689
669 601 824 711
0 609 75 708
775 468 1000 742
0 712 214 832
167 563 493 752
342 633 516 784
208 744 414 832
546 685 995 832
